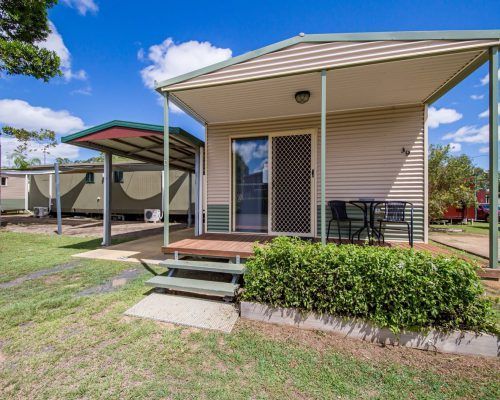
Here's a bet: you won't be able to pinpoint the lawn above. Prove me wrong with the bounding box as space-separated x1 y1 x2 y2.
430 221 491 236
0 231 499 399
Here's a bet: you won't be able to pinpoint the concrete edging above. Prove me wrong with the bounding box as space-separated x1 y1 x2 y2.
240 301 499 358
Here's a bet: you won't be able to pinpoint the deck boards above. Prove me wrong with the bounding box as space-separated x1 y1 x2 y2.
162 234 477 262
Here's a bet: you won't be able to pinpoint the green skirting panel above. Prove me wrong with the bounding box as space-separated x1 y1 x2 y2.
317 205 424 243
207 204 230 232
0 198 25 211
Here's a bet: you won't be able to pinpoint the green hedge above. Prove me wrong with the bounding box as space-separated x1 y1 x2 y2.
242 237 497 334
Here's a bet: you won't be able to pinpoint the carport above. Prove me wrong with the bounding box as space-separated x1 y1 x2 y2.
62 120 204 246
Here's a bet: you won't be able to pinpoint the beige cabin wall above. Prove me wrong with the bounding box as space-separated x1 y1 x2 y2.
206 104 426 242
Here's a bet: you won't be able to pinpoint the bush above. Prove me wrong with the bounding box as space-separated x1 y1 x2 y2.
242 237 498 334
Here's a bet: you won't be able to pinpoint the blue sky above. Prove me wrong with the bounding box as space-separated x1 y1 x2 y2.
0 0 498 169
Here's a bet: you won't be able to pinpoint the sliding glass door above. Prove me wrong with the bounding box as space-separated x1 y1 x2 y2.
232 137 268 232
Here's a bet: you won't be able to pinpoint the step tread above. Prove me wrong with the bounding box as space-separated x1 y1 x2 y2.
145 276 239 297
160 259 246 274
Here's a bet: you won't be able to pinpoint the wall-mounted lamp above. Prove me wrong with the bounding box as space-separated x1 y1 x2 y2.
295 90 310 104
401 147 411 156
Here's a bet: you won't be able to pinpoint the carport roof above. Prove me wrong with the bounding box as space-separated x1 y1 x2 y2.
62 120 203 171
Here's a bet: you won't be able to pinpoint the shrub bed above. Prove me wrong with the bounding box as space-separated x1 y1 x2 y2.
242 237 498 334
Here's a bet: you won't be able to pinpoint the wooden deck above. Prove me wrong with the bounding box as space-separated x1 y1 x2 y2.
162 234 274 258
162 233 466 259
162 233 500 280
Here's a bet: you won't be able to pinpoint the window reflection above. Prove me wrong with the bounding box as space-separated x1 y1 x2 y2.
232 137 268 232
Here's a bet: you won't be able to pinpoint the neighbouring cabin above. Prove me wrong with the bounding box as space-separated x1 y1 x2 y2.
0 174 27 212
27 165 194 220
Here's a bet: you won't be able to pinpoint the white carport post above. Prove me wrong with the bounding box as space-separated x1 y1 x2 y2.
488 46 499 269
320 69 327 244
24 174 29 211
194 145 204 236
102 152 112 246
163 93 170 247
194 149 199 236
54 163 62 235
187 172 192 228
48 173 53 212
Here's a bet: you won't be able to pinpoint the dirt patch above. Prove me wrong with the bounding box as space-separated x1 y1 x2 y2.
236 319 500 382
77 269 142 297
0 214 183 240
0 261 81 289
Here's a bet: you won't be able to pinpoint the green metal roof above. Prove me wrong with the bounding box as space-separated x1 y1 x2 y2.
61 120 204 147
155 30 500 91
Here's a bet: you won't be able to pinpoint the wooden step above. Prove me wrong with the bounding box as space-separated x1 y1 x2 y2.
145 276 239 297
160 259 246 274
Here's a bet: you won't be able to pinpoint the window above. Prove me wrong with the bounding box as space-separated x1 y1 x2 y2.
1 177 7 186
113 170 124 183
85 172 95 184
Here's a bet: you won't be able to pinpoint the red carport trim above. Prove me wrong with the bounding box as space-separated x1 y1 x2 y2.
74 127 160 142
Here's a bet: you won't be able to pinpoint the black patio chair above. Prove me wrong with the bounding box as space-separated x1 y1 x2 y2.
327 200 363 243
374 201 414 247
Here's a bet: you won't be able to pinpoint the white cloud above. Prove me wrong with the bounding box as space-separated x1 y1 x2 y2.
71 86 92 96
479 146 489 154
1 136 81 166
0 99 85 134
442 125 489 144
480 69 500 86
427 106 462 129
39 22 87 81
479 103 500 118
61 0 98 15
470 94 484 100
139 38 232 89
448 142 462 153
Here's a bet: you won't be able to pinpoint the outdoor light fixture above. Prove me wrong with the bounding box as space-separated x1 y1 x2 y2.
295 90 310 104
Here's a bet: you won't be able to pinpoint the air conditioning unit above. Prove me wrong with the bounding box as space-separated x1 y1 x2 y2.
144 209 161 223
33 206 49 218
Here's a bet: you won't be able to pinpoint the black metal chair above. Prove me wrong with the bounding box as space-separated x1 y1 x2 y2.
327 200 363 243
374 201 414 247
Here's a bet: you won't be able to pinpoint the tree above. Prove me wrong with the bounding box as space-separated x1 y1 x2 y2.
55 157 71 164
2 126 57 169
0 0 61 81
428 145 477 221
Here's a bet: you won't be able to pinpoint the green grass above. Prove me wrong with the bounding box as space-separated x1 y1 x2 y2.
430 221 491 236
0 231 498 399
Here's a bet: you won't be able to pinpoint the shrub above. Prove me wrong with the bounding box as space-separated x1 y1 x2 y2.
242 237 498 334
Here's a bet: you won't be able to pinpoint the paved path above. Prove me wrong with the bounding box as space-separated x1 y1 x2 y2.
429 232 496 261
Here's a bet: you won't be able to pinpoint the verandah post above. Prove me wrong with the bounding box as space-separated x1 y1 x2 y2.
163 92 170 247
488 46 498 268
321 69 327 244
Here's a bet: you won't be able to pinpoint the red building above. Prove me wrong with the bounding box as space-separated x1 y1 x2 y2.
442 189 488 221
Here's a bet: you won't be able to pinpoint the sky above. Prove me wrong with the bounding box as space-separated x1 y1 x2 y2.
0 0 499 169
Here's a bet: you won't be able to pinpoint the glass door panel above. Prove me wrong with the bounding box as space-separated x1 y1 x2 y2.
232 137 268 232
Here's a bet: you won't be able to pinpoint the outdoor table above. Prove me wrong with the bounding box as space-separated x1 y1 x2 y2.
348 199 384 244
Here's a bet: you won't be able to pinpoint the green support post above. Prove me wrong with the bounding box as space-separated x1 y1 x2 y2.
163 93 170 247
321 69 327 244
489 47 499 268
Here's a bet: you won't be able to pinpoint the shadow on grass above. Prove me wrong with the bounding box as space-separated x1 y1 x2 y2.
58 235 138 250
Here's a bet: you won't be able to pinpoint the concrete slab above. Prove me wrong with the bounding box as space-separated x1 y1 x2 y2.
73 228 195 265
125 293 239 333
430 232 497 261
